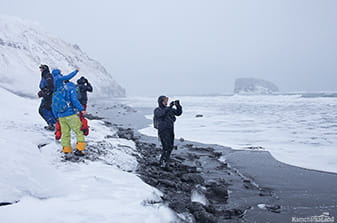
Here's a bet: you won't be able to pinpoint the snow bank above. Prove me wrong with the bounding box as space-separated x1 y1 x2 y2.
0 87 176 222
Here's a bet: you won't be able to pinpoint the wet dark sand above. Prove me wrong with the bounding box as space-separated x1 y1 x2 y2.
91 98 337 223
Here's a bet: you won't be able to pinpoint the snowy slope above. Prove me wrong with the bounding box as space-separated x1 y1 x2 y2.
0 15 125 97
0 87 175 222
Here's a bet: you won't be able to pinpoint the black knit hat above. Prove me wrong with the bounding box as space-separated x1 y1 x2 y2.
39 64 49 71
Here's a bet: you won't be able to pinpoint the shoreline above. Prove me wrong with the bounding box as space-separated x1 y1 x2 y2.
91 99 337 222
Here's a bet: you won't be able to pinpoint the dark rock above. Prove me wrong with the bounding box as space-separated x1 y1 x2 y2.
191 146 214 153
266 204 281 213
173 156 186 162
195 114 204 118
181 173 205 184
85 113 104 120
37 143 48 149
213 152 222 158
246 146 264 150
104 121 113 126
0 201 15 206
167 195 191 212
179 182 193 192
157 179 177 188
117 128 136 140
188 202 217 223
205 182 228 202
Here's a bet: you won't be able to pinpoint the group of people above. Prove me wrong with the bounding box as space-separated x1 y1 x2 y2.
38 65 93 156
38 64 182 167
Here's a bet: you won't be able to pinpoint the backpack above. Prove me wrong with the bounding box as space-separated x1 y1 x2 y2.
52 86 71 114
153 115 159 129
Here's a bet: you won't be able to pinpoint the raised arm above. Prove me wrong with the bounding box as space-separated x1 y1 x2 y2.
86 82 93 92
172 102 182 116
58 70 79 82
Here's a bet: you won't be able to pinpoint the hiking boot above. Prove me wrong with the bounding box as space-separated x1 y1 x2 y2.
74 150 85 156
76 142 86 152
62 146 72 153
44 124 55 131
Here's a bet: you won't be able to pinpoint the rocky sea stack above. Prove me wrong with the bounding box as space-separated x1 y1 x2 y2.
234 78 279 95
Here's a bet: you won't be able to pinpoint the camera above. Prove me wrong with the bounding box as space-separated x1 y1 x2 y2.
170 100 180 107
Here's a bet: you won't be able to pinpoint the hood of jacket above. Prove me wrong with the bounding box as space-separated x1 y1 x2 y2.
52 69 65 90
52 69 61 77
158 95 168 108
41 68 51 78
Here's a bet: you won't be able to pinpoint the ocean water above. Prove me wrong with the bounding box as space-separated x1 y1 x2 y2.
122 94 337 173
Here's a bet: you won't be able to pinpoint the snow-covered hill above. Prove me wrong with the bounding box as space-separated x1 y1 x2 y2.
0 15 125 97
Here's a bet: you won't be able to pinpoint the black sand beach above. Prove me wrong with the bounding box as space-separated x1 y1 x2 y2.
91 98 337 223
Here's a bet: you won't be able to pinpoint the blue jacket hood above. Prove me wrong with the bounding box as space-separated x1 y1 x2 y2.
52 69 79 90
52 69 61 77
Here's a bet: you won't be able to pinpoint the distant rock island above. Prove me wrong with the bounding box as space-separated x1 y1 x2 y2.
234 78 279 95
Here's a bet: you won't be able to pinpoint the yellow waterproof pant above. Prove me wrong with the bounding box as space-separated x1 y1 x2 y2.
59 114 85 147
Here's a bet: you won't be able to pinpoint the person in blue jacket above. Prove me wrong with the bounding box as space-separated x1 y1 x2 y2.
37 64 57 131
52 75 87 156
52 68 80 140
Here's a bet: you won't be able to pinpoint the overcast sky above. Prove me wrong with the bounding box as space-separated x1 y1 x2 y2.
1 0 336 96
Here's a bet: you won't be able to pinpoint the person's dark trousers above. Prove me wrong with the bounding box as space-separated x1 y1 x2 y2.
39 97 56 125
159 128 175 163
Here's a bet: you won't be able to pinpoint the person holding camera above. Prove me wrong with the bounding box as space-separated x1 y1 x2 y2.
153 95 183 168
77 76 93 117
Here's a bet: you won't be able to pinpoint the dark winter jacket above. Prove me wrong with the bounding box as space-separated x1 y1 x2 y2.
52 82 84 119
154 96 182 132
38 69 54 98
77 82 93 105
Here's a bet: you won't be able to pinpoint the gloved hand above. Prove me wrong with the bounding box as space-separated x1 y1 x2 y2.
169 101 175 108
175 100 180 105
37 91 44 98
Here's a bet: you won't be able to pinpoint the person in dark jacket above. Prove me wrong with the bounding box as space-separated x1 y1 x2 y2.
154 96 182 168
77 76 93 114
37 64 57 131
